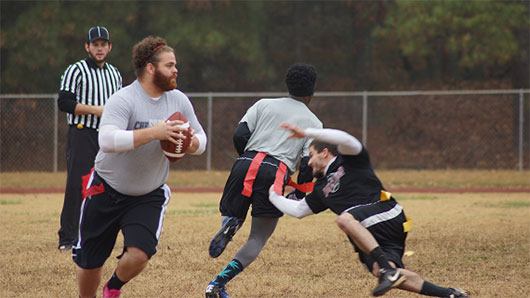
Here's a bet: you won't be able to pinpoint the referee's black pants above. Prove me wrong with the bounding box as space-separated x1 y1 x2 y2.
58 125 99 246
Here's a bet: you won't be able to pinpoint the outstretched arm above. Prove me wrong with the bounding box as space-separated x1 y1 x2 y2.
280 123 362 156
268 185 314 219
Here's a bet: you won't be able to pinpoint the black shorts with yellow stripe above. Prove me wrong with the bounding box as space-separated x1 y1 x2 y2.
345 193 410 271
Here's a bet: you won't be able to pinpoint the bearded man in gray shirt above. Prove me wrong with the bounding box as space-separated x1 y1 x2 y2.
73 36 207 298
206 63 322 298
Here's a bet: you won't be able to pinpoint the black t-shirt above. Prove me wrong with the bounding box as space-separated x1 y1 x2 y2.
305 147 384 215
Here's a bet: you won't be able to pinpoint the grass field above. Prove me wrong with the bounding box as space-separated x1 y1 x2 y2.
1 169 529 189
0 170 529 297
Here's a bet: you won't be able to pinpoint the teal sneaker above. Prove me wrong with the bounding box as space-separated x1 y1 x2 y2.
205 283 230 298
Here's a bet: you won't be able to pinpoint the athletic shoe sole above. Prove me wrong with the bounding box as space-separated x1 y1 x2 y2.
208 217 241 258
372 270 407 296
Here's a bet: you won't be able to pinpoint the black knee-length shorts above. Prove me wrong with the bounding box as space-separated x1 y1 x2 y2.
73 171 171 269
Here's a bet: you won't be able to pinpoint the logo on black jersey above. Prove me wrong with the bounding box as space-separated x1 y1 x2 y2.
323 166 344 197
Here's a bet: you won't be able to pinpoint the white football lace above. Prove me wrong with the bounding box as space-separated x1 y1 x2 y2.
175 135 183 153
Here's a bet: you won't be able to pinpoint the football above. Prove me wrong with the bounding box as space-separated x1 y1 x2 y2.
160 112 192 162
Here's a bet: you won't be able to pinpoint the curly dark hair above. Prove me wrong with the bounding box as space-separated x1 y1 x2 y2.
132 36 174 77
285 63 317 97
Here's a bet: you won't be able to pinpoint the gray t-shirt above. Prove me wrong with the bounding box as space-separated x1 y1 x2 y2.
95 80 205 196
241 97 322 172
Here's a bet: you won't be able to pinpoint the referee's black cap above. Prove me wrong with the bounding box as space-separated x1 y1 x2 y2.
87 26 110 43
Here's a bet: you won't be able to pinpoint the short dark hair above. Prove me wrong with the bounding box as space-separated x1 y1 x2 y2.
132 36 174 77
285 63 317 97
310 140 338 156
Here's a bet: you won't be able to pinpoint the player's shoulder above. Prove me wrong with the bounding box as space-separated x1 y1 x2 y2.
256 97 284 104
253 97 290 108
109 81 136 99
296 103 322 127
311 114 323 127
259 97 281 102
104 86 134 112
166 89 191 101
302 102 322 127
106 89 126 104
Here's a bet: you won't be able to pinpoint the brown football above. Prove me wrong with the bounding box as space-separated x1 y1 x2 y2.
160 112 192 162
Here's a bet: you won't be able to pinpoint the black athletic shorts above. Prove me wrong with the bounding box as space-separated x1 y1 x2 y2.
346 198 408 271
72 171 171 269
219 151 289 220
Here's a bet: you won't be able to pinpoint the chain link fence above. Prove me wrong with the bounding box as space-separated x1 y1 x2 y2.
1 90 528 172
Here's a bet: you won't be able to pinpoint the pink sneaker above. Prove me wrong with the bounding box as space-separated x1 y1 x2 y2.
103 282 122 298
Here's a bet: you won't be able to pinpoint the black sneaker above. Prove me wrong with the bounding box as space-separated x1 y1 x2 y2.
448 287 470 298
372 268 407 296
205 283 230 298
208 217 242 258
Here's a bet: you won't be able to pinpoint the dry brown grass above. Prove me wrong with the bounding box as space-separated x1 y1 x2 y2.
1 169 529 188
1 190 529 297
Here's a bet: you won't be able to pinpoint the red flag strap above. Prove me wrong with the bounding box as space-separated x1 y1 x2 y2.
241 152 312 197
241 152 267 197
286 177 314 193
81 168 105 199
273 163 288 194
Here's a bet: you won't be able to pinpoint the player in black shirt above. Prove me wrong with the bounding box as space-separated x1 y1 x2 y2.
269 123 469 298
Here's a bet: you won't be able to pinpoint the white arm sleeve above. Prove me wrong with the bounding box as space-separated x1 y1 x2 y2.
304 128 362 155
99 124 134 153
269 191 314 219
190 131 207 155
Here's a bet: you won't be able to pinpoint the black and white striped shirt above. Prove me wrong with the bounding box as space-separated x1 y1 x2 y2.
59 58 122 129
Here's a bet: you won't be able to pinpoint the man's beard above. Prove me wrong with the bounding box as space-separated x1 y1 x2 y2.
88 51 108 64
313 168 324 179
153 69 177 91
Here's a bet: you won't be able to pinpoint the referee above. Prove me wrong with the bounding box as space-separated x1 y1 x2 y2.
57 26 122 252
